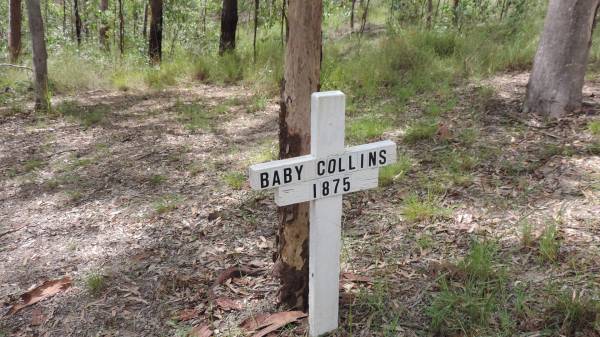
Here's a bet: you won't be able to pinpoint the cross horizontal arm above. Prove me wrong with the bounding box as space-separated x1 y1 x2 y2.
248 140 397 190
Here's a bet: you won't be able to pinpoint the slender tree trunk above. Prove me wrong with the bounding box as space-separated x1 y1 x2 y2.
99 0 109 49
63 0 66 37
359 0 370 35
25 0 50 111
350 0 356 31
280 0 286 46
148 0 163 64
523 0 600 118
9 0 22 63
253 0 259 62
219 0 238 55
452 0 460 27
202 0 207 32
276 0 322 311
118 0 124 55
142 2 148 39
426 0 433 29
74 0 82 46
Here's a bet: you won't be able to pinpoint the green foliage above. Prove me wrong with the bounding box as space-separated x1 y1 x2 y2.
588 120 600 137
223 172 246 190
379 154 412 186
520 221 534 248
427 241 511 336
539 223 560 263
545 287 600 336
153 195 182 214
402 192 450 223
55 100 107 128
346 115 391 143
84 271 105 296
404 119 438 143
149 174 166 186
175 100 214 131
24 159 45 172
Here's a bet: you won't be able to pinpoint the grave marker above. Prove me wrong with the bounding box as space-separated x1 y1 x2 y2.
248 91 397 337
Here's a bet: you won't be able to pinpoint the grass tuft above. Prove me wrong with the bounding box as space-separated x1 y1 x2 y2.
379 154 412 186
346 115 391 143
402 192 450 223
223 172 246 190
404 119 438 144
588 120 600 137
539 223 560 263
545 288 600 336
85 271 105 296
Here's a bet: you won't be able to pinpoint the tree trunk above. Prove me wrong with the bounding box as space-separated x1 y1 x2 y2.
523 0 600 118
359 0 370 35
452 0 460 27
118 0 124 55
74 0 82 46
426 0 433 29
63 0 66 37
25 0 50 111
9 0 22 63
350 0 356 30
148 0 163 64
219 0 238 55
276 0 322 311
253 0 259 62
99 0 109 49
143 2 148 39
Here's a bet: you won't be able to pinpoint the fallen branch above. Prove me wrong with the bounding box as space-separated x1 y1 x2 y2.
0 63 33 71
0 225 26 238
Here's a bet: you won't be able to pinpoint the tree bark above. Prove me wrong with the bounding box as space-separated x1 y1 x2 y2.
99 0 109 49
253 0 259 62
523 0 600 118
74 0 82 46
350 0 356 31
143 2 148 39
9 0 22 63
276 0 322 311
118 0 124 55
219 0 238 55
452 0 460 27
148 0 163 64
25 0 50 111
426 0 433 29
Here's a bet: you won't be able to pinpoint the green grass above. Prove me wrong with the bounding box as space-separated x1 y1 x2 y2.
520 221 534 248
247 94 268 113
403 119 438 144
588 120 600 137
378 154 412 186
427 241 512 336
55 100 107 128
149 174 166 186
24 158 45 172
248 140 278 165
153 195 182 214
223 171 246 190
174 100 213 131
545 287 600 336
84 271 105 296
346 115 391 143
402 193 451 223
539 223 560 263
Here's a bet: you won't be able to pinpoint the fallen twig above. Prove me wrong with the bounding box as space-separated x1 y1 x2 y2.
0 225 26 238
0 63 33 71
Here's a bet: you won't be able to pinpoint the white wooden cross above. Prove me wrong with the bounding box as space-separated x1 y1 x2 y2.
248 91 397 337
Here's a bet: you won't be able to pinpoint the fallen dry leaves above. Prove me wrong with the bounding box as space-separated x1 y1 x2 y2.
177 308 200 321
240 311 307 337
8 276 72 314
214 297 243 311
188 324 212 337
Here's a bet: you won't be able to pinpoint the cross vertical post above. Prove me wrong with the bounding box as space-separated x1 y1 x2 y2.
308 91 345 337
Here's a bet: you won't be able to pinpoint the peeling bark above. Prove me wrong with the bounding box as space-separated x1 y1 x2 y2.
276 0 322 311
523 0 600 118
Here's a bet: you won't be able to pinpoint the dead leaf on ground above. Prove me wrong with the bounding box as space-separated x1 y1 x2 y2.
188 324 212 337
177 308 200 321
214 266 263 286
214 297 243 311
240 311 307 337
30 308 46 326
341 272 373 284
9 276 72 314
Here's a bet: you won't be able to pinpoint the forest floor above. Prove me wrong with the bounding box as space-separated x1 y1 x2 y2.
0 73 599 337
